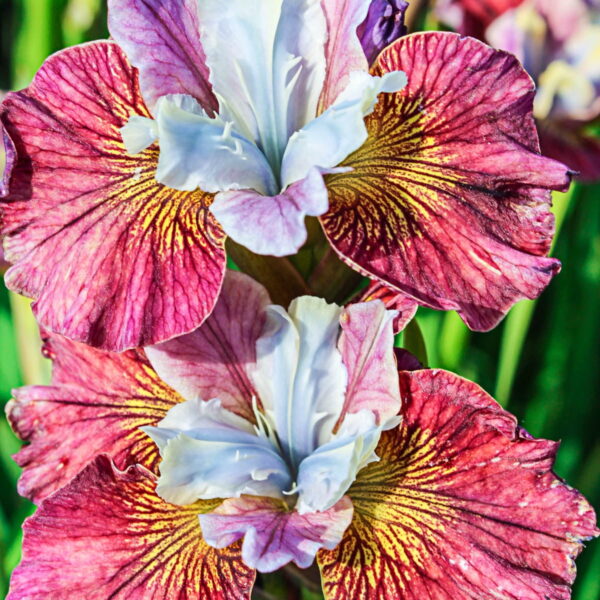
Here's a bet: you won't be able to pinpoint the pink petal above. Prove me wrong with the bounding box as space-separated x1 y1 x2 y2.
0 41 226 350
6 332 181 504
146 271 270 422
318 369 598 600
210 169 329 257
338 301 401 423
200 495 354 572
319 0 371 111
108 0 218 113
7 456 255 599
355 280 418 333
322 32 571 331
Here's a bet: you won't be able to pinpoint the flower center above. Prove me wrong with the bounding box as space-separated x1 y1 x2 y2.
121 0 406 197
143 297 398 514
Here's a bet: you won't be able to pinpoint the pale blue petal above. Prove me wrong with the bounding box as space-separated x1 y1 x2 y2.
196 0 327 169
280 70 407 187
143 398 292 505
252 297 348 470
295 409 397 513
152 95 277 194
154 432 292 505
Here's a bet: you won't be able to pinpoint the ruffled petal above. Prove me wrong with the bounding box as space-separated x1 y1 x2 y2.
7 456 255 599
197 0 327 168
107 0 218 112
200 495 353 572
146 271 269 423
0 41 226 350
322 32 572 331
149 418 292 505
281 70 406 187
6 332 180 504
210 168 329 257
319 0 371 110
355 280 418 333
338 300 401 422
318 369 598 600
358 0 408 65
252 297 348 467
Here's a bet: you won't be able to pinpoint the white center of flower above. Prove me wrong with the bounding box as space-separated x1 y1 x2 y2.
121 0 406 196
143 297 399 514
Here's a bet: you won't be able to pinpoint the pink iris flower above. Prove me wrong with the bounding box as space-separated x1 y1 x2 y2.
436 0 600 180
6 271 598 599
0 0 571 352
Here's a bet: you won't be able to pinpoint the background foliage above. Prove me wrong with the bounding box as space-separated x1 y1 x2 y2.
0 0 598 598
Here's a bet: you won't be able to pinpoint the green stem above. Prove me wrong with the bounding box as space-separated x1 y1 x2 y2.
494 187 575 406
226 239 310 307
8 292 50 386
404 318 428 367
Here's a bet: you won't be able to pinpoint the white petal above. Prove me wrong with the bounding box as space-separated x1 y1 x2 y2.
197 0 327 169
155 432 292 505
295 408 397 513
280 70 407 187
153 95 277 194
120 115 158 154
251 297 347 469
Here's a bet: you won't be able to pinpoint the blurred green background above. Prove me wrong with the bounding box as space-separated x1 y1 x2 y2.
0 0 598 598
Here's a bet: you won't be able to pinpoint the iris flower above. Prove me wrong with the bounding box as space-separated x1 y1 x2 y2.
0 0 571 351
6 271 597 599
437 0 600 180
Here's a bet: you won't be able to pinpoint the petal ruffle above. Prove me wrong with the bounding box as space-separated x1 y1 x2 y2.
7 456 254 599
318 369 598 600
321 32 571 331
210 169 329 257
107 0 218 113
338 300 401 422
146 271 269 423
0 41 226 350
319 0 371 110
358 0 408 65
355 280 418 333
6 332 181 504
200 495 353 572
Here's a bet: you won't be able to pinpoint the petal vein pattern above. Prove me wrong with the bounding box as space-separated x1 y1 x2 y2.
7 456 255 600
321 32 571 330
6 332 181 505
0 41 226 350
318 369 599 600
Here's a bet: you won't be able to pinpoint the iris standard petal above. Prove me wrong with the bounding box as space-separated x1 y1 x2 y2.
252 297 348 468
197 0 327 170
1 119 15 197
107 0 218 113
358 0 408 65
281 70 406 187
146 271 269 423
